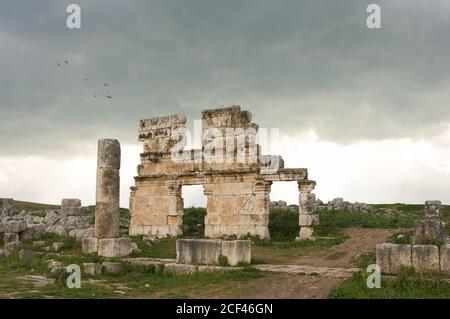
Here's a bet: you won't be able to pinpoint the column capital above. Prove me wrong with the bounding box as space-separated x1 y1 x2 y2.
298 180 316 193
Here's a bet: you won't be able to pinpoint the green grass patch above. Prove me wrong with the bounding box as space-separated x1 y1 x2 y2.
330 267 450 299
183 207 206 237
13 200 59 212
130 237 177 259
268 208 299 241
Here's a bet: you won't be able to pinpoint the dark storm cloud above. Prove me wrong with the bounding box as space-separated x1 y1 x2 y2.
1 0 450 157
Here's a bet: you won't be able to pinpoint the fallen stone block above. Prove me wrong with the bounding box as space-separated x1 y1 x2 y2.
83 263 102 276
82 237 98 254
61 198 81 219
221 240 251 266
440 244 450 273
4 241 23 253
102 262 123 274
47 260 63 272
176 239 222 265
97 238 132 258
0 221 26 233
44 225 67 236
0 198 14 216
20 224 46 241
18 249 35 261
412 245 440 273
69 227 95 241
376 243 412 275
3 232 19 244
413 220 444 244
51 242 64 252
33 241 46 250
43 210 60 225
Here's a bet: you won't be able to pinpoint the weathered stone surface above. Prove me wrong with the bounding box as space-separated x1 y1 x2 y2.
97 139 121 169
130 107 316 239
83 263 102 276
0 249 6 261
44 210 60 225
424 200 441 219
413 219 444 244
299 214 320 227
4 241 23 253
18 249 35 261
221 240 251 266
61 199 81 219
440 244 450 272
20 224 46 241
0 198 14 217
44 225 67 236
176 239 222 265
51 242 64 252
95 201 119 238
102 262 123 274
81 237 98 254
296 227 314 241
69 227 95 241
0 221 26 233
376 243 412 275
412 245 440 273
32 241 46 250
4 232 19 244
97 238 132 257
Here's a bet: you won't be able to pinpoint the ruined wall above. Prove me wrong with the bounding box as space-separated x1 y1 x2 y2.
130 106 315 239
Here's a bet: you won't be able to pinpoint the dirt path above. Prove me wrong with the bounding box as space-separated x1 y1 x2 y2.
229 227 397 299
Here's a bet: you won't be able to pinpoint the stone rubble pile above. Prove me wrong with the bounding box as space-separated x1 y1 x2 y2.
316 198 375 213
269 200 298 211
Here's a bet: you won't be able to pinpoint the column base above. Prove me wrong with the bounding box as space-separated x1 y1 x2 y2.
295 227 315 241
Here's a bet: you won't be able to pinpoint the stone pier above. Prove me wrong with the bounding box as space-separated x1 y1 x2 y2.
61 198 81 220
82 139 133 257
296 180 318 241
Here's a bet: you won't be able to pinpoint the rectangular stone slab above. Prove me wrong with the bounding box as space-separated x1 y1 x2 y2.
412 245 440 273
376 243 412 275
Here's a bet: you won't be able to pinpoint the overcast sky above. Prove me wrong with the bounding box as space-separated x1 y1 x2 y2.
1 0 449 207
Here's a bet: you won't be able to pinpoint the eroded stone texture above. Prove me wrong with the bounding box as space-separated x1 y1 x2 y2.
82 237 98 254
440 245 450 272
96 139 120 239
221 240 251 266
376 243 412 275
61 199 81 220
412 245 440 273
413 219 444 244
176 239 222 265
130 106 316 239
0 199 14 217
424 200 441 219
97 238 133 257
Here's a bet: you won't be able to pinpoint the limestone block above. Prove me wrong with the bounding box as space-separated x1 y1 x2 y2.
18 249 35 261
0 221 26 233
61 199 81 219
3 233 19 244
176 239 222 265
424 200 441 219
96 168 120 203
221 240 251 266
376 243 412 275
44 210 60 225
97 238 133 257
440 244 450 272
97 139 121 169
44 225 67 236
413 220 443 244
296 227 314 241
20 224 45 241
69 227 95 242
95 201 120 239
0 198 14 216
412 245 440 273
102 262 123 274
82 237 98 254
299 214 320 227
83 263 103 276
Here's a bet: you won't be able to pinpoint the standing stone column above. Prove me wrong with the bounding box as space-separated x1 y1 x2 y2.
413 200 444 244
61 198 81 220
296 180 318 241
95 139 121 239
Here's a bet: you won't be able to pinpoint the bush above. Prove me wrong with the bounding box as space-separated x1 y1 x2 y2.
268 208 299 241
183 207 206 236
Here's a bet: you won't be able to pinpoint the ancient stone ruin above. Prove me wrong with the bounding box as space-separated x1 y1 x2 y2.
129 106 317 240
377 200 450 274
82 139 134 257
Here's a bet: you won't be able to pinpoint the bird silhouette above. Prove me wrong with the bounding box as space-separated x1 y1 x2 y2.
64 60 69 64
57 62 61 67
93 94 97 98
104 82 109 86
106 95 112 99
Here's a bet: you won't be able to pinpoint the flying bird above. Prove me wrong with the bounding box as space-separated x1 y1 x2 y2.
106 95 113 99
93 94 97 98
56 62 61 67
64 60 69 64
104 82 109 86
